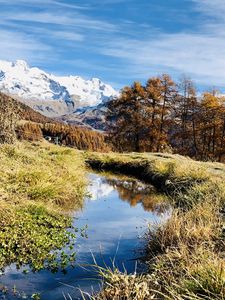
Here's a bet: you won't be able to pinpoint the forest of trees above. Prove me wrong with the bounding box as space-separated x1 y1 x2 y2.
107 75 225 162
17 122 110 152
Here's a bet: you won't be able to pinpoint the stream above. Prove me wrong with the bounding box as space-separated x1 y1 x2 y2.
0 172 171 300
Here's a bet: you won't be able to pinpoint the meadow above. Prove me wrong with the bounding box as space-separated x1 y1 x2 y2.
0 140 225 299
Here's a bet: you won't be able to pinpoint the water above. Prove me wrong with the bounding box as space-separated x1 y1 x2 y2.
0 172 170 300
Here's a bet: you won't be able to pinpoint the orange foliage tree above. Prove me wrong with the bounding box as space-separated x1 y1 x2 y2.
107 75 225 161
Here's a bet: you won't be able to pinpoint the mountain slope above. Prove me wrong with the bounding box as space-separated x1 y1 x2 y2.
0 92 110 151
58 102 109 130
0 60 118 118
0 92 53 124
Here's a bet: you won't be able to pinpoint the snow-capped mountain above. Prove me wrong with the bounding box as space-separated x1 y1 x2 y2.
0 59 118 117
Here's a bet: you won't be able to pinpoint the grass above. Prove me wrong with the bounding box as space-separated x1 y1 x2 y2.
84 151 225 300
0 144 224 298
1 141 86 210
86 269 153 300
0 141 87 272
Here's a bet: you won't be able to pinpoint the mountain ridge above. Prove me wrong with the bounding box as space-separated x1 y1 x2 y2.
0 59 118 119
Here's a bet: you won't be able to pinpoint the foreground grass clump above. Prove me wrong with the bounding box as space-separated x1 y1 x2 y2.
0 141 86 271
85 151 225 300
90 269 152 300
0 141 86 209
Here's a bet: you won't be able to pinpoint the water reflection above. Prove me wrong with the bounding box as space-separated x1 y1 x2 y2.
0 172 170 300
87 177 114 200
97 175 169 214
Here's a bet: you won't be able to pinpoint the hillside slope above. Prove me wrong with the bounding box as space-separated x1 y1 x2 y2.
0 92 110 151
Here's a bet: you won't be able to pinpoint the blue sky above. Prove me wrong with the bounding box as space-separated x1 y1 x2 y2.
0 0 225 90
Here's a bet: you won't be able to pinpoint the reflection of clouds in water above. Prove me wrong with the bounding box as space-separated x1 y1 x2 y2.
0 173 172 299
87 177 114 200
76 210 171 256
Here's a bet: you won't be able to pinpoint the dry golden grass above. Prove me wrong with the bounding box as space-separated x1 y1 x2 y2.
0 140 87 211
85 151 225 183
147 201 221 257
93 271 153 300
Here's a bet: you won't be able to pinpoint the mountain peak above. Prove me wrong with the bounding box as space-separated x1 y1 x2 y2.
0 59 118 117
13 60 29 69
91 77 101 83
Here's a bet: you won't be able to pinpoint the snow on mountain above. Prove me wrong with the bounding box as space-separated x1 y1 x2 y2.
53 75 117 108
0 59 118 117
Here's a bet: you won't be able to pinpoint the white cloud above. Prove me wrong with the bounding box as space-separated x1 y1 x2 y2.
1 0 225 87
0 9 117 32
100 31 225 85
95 0 225 87
51 31 84 42
87 177 114 201
0 0 87 10
0 2 117 66
192 0 225 18
0 29 52 63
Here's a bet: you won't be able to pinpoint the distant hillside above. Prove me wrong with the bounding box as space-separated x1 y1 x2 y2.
0 92 53 123
58 102 109 131
0 92 110 152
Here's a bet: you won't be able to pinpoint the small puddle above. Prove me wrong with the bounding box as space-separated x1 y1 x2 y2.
0 172 171 300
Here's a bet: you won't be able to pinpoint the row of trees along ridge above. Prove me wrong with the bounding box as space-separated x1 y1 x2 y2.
107 75 225 161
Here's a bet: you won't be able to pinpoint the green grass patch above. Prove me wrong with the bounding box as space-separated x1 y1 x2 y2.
0 204 77 272
0 141 87 272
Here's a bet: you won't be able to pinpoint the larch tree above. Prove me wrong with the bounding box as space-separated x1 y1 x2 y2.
156 74 177 151
198 92 225 160
107 81 151 152
106 74 225 161
172 76 198 155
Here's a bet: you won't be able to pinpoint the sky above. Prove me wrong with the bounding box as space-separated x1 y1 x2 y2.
0 0 225 90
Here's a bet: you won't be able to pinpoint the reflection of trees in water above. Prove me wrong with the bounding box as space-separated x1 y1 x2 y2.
105 178 169 214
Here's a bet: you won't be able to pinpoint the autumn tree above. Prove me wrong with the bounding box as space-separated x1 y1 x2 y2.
145 74 177 151
157 74 177 151
107 76 177 152
144 75 176 151
17 122 43 141
171 76 198 156
145 77 163 151
40 122 110 151
107 81 151 152
197 92 225 160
